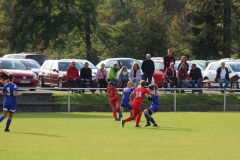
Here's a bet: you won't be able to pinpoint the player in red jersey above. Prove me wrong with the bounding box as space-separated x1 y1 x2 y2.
107 81 122 121
121 80 159 127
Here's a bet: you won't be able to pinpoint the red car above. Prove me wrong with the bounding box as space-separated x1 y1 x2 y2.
153 60 165 87
0 58 38 91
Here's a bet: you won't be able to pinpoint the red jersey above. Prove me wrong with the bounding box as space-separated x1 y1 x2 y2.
132 87 150 105
107 87 119 99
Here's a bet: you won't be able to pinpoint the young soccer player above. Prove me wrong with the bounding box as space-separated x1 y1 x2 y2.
107 81 122 121
120 81 135 116
143 84 159 127
0 73 22 132
121 80 159 127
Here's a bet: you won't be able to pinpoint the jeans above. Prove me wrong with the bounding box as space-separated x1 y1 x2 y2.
81 79 95 93
142 73 153 84
68 78 80 89
192 78 202 93
133 78 140 87
179 79 189 88
217 78 229 91
98 79 107 92
108 78 118 87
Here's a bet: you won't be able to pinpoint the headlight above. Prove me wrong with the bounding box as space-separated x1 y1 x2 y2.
33 73 38 80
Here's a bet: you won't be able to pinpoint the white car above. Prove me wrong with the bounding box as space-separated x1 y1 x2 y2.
203 61 240 88
96 58 155 84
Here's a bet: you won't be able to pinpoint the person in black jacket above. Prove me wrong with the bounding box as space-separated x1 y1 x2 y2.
177 56 189 71
215 62 230 93
163 49 175 71
141 54 155 84
189 63 202 93
80 62 95 93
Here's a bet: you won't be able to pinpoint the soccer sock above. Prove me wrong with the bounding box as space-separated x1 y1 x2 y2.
144 113 149 122
118 110 122 119
136 114 142 126
149 117 156 124
0 115 5 122
5 119 11 130
124 116 135 122
113 111 117 120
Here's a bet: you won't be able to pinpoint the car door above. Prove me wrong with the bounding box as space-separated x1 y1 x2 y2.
208 63 220 80
43 61 54 85
49 61 59 86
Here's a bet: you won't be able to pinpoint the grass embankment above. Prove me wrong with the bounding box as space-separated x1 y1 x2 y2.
0 112 239 160
52 93 240 106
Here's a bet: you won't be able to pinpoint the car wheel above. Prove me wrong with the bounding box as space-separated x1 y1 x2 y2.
29 89 36 91
204 77 211 87
58 78 63 90
38 76 44 88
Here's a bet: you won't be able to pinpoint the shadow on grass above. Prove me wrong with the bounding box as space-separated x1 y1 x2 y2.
12 132 62 137
15 113 112 119
146 126 192 131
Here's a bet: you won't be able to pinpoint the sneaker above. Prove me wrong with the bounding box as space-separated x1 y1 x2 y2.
115 119 120 121
4 129 10 132
153 124 158 127
121 120 125 127
135 125 140 127
145 122 151 127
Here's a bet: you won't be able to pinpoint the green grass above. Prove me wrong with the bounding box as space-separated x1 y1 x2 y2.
52 93 240 106
0 112 240 160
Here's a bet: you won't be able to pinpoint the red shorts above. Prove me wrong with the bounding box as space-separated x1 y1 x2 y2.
109 98 120 107
131 102 141 116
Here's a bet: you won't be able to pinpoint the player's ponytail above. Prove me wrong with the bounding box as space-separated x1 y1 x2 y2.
148 84 158 91
0 70 10 83
9 74 14 81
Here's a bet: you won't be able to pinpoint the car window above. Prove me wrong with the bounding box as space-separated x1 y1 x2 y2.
105 61 110 68
118 60 134 69
109 60 118 68
229 63 240 72
174 62 180 70
26 55 49 65
0 60 27 70
15 55 25 59
45 61 54 71
154 62 164 70
51 61 59 71
209 63 220 70
20 60 41 69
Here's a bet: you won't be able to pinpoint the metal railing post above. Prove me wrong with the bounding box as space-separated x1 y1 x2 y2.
68 88 71 112
174 88 176 112
224 89 226 111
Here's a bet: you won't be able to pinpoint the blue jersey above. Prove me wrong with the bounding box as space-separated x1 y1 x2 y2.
121 87 134 104
150 91 159 106
3 82 18 105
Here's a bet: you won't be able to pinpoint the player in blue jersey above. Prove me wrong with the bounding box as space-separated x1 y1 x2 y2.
143 84 160 127
120 81 135 117
0 73 22 132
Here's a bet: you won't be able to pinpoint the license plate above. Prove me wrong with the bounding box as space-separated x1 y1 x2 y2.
20 80 30 84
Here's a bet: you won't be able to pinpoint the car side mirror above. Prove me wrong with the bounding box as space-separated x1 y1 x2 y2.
53 69 59 73
27 67 31 70
159 69 164 73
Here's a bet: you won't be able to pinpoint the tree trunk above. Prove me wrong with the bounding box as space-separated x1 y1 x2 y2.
222 0 231 58
85 16 91 61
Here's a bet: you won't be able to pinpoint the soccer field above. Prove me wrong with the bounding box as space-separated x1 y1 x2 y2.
0 112 239 160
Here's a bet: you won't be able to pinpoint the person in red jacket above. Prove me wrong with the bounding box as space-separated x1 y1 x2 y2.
178 63 189 93
67 61 80 93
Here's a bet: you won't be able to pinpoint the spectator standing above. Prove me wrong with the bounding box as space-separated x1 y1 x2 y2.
129 62 141 87
118 66 129 88
96 63 108 93
189 63 202 93
80 62 95 94
178 64 189 93
141 54 155 84
177 56 189 71
163 49 175 71
215 62 230 93
165 62 178 92
66 61 80 94
107 63 119 87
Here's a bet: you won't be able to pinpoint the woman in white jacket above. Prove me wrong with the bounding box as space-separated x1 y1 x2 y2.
129 62 141 87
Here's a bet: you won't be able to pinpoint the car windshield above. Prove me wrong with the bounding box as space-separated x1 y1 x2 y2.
0 60 27 70
20 60 41 69
229 63 240 72
59 62 84 71
118 60 141 69
154 61 164 70
77 61 96 69
26 55 49 65
188 62 205 71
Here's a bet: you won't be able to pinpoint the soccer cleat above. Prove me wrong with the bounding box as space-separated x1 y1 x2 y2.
115 119 120 121
121 120 125 127
153 124 158 127
135 125 140 127
145 122 151 127
4 129 10 132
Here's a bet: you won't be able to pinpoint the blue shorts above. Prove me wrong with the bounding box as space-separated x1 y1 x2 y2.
148 105 159 115
121 103 132 110
3 104 17 113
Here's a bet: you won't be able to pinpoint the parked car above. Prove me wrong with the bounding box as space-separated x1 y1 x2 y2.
96 58 155 85
151 57 163 60
0 58 38 91
153 60 165 87
3 52 49 65
18 59 41 76
38 60 84 88
190 60 217 69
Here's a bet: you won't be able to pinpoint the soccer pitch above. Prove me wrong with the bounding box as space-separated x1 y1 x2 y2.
0 112 239 160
